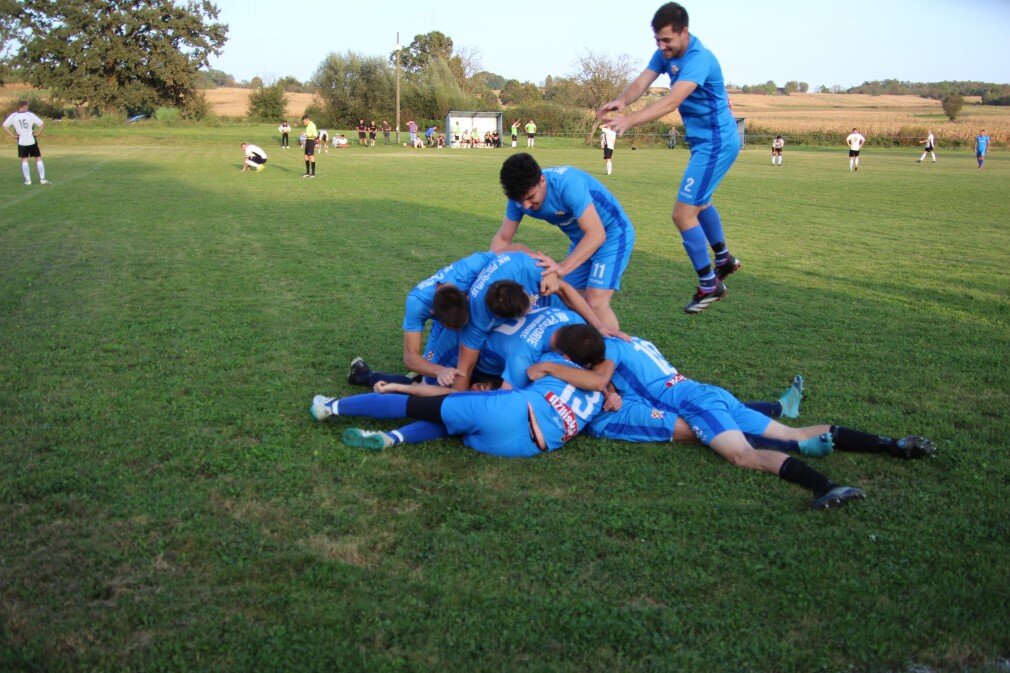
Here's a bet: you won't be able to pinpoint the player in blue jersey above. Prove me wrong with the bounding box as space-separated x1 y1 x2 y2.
597 3 741 315
494 153 636 331
347 251 498 389
310 326 607 457
534 335 936 509
452 251 618 392
974 129 990 170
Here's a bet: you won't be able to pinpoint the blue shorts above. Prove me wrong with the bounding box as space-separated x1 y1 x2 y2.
563 224 635 291
671 382 771 445
678 130 740 206
441 391 541 457
585 396 678 442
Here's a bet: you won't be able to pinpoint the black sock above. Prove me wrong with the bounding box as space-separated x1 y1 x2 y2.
830 425 894 454
746 433 796 453
744 401 782 418
305 160 309 173
311 162 316 175
778 456 835 494
366 371 415 387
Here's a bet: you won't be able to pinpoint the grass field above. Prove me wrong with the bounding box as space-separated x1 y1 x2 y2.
1 126 1009 672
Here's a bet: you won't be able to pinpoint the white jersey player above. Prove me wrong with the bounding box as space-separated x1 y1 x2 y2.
600 126 617 175
2 100 50 185
918 131 937 164
771 135 784 165
240 142 268 172
845 128 866 171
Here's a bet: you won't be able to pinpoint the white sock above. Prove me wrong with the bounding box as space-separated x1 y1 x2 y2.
931 153 936 162
855 158 860 168
849 158 854 170
919 152 927 162
22 162 31 181
606 160 612 174
37 161 45 180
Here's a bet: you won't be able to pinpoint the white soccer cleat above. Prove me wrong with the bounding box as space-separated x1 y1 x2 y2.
310 395 336 421
39 179 51 185
24 180 31 185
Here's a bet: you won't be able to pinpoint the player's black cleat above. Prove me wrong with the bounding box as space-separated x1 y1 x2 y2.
715 255 741 280
684 280 727 315
891 436 937 459
812 485 865 510
347 357 373 386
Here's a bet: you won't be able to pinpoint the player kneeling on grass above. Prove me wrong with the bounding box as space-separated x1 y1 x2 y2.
312 325 607 458
530 334 936 510
240 142 268 172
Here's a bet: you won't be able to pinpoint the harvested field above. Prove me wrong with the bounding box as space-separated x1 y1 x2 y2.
203 87 316 118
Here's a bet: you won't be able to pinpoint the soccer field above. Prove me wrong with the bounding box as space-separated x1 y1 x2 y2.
2 127 1008 672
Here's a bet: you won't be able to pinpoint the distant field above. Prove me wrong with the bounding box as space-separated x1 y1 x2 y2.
1 127 1008 672
203 86 316 118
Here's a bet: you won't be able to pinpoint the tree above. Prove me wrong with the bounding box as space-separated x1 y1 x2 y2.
571 50 635 110
393 31 454 74
9 0 227 114
247 76 264 89
941 93 963 121
0 0 21 87
798 82 809 93
499 79 541 106
248 83 288 121
197 68 237 89
313 51 394 126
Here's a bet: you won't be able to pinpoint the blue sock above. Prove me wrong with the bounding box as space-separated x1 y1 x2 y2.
744 401 782 418
336 393 408 418
393 420 450 444
681 225 715 289
698 207 730 266
367 371 415 386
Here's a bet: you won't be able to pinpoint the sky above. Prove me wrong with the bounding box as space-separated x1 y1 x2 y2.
207 0 1010 88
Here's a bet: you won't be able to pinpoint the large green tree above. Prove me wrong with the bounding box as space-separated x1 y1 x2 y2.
392 31 454 75
313 51 394 126
9 0 227 113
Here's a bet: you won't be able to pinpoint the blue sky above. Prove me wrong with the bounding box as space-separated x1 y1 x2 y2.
208 0 1010 88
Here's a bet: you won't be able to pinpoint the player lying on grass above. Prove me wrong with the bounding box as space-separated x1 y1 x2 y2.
312 326 608 458
529 332 936 509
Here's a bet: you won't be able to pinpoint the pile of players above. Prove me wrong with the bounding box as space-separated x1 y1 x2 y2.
310 148 936 511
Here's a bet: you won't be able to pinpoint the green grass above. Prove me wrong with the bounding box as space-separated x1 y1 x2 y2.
2 127 1008 672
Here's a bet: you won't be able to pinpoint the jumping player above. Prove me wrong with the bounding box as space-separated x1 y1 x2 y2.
494 153 636 332
597 3 742 315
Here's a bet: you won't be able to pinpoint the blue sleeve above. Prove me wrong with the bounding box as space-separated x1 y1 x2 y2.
505 199 525 223
460 295 491 350
558 173 593 221
647 49 667 75
402 294 428 332
678 46 712 86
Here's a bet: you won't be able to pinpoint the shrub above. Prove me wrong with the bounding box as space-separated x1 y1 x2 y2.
247 83 288 121
154 107 181 124
941 94 963 121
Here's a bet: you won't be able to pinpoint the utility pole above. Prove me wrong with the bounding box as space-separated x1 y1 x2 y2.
395 32 401 144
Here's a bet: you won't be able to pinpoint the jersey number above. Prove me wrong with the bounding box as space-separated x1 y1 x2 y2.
558 384 601 420
632 339 678 376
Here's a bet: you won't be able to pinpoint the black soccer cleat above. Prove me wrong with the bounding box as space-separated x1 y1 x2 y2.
812 485 865 510
715 255 741 280
892 436 937 459
347 356 373 386
684 280 727 315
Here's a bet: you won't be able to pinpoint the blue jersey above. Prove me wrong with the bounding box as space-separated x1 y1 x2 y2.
647 35 736 144
460 252 550 351
603 336 696 410
505 166 634 246
520 352 604 450
482 307 585 388
976 135 990 152
402 251 497 332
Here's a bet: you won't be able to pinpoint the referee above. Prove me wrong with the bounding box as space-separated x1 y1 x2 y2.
302 114 317 178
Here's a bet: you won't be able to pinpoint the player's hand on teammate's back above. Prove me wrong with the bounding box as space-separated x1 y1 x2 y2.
531 251 562 278
602 328 632 342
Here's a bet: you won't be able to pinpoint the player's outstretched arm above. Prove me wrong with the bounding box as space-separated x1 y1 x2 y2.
452 344 480 392
491 217 521 251
555 280 629 340
375 381 452 397
597 68 657 117
527 358 616 392
605 80 697 138
553 204 606 278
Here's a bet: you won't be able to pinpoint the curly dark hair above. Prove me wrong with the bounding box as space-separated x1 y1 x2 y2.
499 153 542 202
